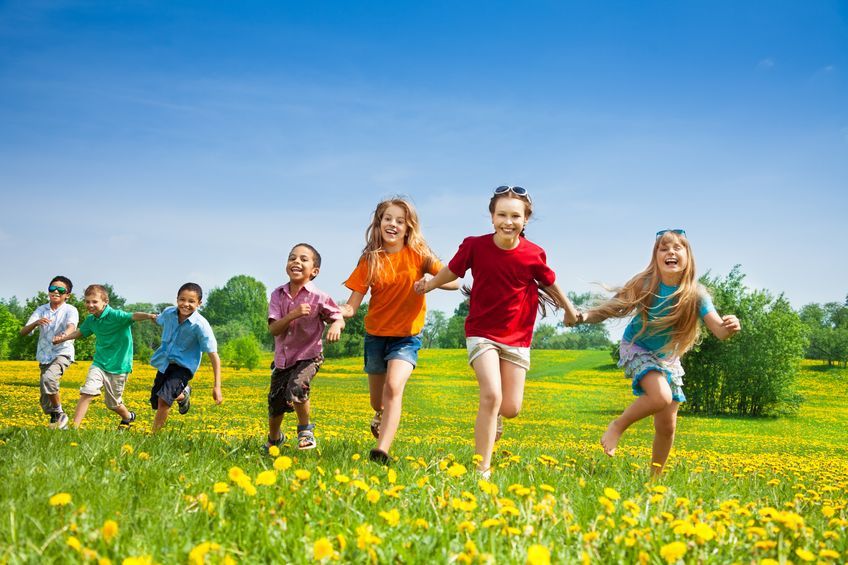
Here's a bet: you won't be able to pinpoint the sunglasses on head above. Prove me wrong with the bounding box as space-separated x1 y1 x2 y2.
656 229 686 239
48 285 69 294
494 185 532 202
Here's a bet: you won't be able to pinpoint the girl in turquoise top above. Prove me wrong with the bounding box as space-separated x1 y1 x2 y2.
575 229 741 474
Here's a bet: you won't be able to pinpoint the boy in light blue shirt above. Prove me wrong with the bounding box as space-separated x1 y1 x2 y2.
149 282 222 432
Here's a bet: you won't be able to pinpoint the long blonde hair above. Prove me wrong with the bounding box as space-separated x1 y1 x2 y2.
592 231 704 355
360 197 436 285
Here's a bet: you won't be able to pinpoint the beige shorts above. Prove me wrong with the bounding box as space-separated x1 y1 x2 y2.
39 355 72 414
80 365 128 409
466 337 531 371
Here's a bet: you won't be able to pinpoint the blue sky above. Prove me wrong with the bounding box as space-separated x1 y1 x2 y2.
1 1 846 332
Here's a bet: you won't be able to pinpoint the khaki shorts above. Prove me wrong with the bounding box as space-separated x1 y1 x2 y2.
39 355 72 414
466 337 531 371
80 365 128 410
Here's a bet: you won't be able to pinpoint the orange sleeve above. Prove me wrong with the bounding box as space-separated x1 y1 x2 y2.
344 258 370 294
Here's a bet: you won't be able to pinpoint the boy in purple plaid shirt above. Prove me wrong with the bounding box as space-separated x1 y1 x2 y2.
265 243 344 451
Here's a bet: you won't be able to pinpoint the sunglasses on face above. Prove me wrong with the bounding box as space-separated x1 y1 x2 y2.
48 286 69 294
494 185 532 203
656 229 686 239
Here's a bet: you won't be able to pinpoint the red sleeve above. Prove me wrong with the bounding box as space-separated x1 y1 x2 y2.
533 248 556 287
447 237 475 278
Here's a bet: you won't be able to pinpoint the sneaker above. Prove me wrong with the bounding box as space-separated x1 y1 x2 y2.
370 410 382 439
48 412 59 428
177 385 191 415
56 412 69 430
494 415 504 442
297 424 317 450
477 468 492 480
369 448 390 464
118 411 136 429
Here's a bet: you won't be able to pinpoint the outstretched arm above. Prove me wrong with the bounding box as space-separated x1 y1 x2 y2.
541 283 580 326
53 329 83 344
414 266 459 294
340 291 365 318
703 311 741 340
132 312 157 322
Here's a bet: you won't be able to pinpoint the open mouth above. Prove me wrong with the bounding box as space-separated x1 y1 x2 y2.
664 257 679 266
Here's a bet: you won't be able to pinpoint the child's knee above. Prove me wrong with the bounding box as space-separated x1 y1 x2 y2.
654 419 676 438
479 390 502 410
500 402 522 419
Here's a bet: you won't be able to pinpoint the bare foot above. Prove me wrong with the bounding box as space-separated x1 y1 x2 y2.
600 420 624 456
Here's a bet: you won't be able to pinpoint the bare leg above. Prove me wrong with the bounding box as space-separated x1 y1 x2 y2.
111 403 131 421
368 373 386 413
375 360 414 454
601 371 672 456
152 398 171 432
651 400 679 475
472 350 503 473
48 392 61 411
72 394 97 428
293 399 311 427
498 359 527 419
268 414 285 442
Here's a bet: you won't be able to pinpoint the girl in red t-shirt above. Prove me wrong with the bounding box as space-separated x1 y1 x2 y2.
416 186 579 477
343 197 459 463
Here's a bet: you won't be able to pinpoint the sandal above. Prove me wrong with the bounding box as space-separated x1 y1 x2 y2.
494 415 504 442
370 410 382 439
297 423 316 450
263 434 285 453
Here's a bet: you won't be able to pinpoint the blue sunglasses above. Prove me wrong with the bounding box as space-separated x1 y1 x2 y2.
656 229 686 239
494 185 532 203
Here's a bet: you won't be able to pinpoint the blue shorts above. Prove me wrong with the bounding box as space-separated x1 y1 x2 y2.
363 333 422 374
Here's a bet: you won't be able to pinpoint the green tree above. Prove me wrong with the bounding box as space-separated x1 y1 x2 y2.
0 304 20 360
683 266 807 416
799 298 848 367
439 298 469 348
203 275 270 348
422 310 447 349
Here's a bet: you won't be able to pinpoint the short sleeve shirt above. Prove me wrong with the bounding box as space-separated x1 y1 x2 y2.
27 303 79 364
448 234 556 347
79 305 135 374
344 246 441 336
269 281 342 369
150 307 217 374
623 283 716 356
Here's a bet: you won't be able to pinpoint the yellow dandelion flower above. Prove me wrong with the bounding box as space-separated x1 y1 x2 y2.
101 520 118 542
295 469 311 481
457 520 476 533
447 463 468 477
603 487 620 501
819 549 840 560
268 445 280 457
387 469 397 484
334 474 350 484
256 470 277 486
540 484 555 493
337 533 347 550
413 518 429 529
49 493 72 506
121 444 133 455
66 536 82 551
274 456 293 471
379 508 400 527
526 544 550 565
694 522 715 542
138 452 150 461
822 506 836 518
366 489 380 504
659 541 686 563
583 531 599 543
758 560 780 565
188 542 221 565
478 480 499 495
351 453 361 461
794 548 815 562
228 466 245 482
213 482 230 494
355 524 381 549
313 537 333 561
98 558 112 565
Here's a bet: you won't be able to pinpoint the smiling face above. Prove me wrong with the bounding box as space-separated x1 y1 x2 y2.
655 233 690 284
379 204 408 251
286 245 320 285
176 289 202 321
491 197 527 247
84 292 108 316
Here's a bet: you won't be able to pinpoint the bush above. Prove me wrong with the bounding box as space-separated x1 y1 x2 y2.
220 334 262 371
683 266 807 416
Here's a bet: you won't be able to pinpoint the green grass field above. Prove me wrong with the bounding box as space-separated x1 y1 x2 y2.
0 350 846 564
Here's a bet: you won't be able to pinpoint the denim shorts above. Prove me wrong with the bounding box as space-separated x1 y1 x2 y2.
363 333 422 374
150 363 193 409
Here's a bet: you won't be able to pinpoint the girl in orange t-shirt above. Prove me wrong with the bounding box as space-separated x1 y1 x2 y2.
342 197 459 463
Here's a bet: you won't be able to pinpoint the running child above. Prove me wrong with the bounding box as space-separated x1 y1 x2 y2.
267 243 344 451
149 282 222 432
574 229 740 474
342 198 458 464
415 186 579 478
20 276 79 429
53 284 157 428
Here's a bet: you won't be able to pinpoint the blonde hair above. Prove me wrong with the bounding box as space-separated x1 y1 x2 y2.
84 284 110 302
360 198 437 285
591 232 705 355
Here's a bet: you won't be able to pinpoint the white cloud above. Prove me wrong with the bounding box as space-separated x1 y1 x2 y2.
757 58 775 70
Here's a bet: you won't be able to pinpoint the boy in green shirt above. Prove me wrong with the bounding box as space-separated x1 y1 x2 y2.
54 284 156 429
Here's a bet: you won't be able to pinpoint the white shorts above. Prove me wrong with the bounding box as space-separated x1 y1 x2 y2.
466 337 531 371
80 365 128 410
